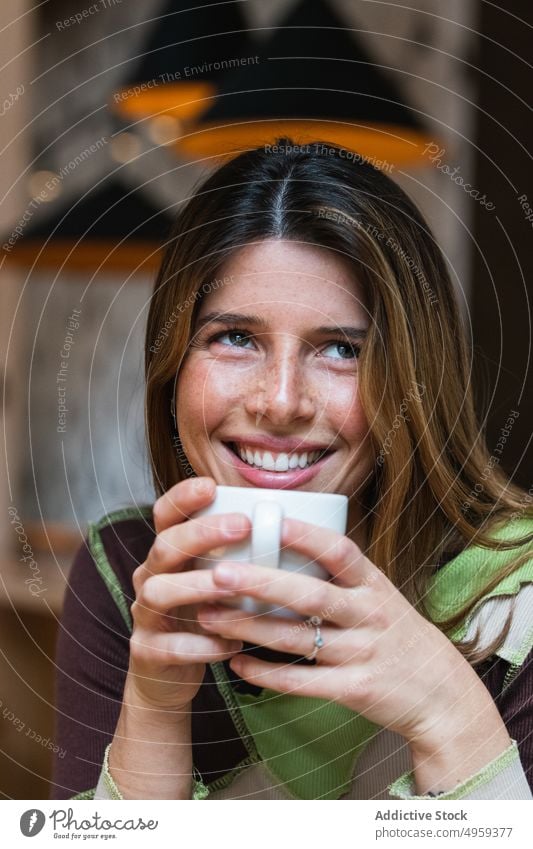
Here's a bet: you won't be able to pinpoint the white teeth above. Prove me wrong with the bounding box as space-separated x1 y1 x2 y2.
262 452 276 471
275 452 289 471
298 452 308 468
233 443 325 472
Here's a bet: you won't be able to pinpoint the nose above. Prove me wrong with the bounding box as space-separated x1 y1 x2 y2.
244 341 316 425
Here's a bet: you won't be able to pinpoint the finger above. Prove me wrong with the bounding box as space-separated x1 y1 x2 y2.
132 568 239 627
198 605 374 665
145 512 251 576
152 477 217 533
133 512 252 593
130 629 244 666
281 517 374 588
211 563 368 628
229 654 347 700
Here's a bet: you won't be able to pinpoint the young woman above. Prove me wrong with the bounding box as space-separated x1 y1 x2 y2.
52 140 533 800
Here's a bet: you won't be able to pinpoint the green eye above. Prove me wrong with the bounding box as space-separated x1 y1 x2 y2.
323 341 361 359
214 329 253 347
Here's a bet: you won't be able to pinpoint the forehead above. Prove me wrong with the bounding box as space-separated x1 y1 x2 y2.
196 239 368 323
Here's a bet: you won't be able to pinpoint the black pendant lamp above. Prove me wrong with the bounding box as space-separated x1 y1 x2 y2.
2 178 175 271
177 0 433 165
112 0 251 132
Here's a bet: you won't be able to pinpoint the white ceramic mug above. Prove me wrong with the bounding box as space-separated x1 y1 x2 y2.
192 485 348 616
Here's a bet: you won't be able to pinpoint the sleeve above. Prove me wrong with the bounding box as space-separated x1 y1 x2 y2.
388 740 531 800
93 744 210 800
388 646 533 800
50 539 132 799
488 645 533 789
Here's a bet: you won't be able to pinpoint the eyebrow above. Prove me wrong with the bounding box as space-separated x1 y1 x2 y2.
194 312 368 341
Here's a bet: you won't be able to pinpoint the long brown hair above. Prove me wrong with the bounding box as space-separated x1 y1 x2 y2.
145 139 532 664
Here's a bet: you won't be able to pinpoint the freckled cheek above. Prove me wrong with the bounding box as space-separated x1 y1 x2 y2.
176 358 248 435
318 376 369 445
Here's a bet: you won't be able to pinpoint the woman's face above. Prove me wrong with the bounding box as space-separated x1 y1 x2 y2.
176 239 374 510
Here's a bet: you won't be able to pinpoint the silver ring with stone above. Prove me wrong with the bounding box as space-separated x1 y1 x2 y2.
306 615 324 661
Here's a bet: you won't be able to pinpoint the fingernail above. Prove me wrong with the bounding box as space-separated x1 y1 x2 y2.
195 478 214 495
230 642 243 653
214 563 239 586
222 515 249 535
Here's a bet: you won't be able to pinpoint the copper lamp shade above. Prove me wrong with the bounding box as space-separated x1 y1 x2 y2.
119 0 435 167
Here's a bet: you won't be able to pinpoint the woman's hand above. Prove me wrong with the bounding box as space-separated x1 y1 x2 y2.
126 476 250 713
196 518 511 779
109 476 252 799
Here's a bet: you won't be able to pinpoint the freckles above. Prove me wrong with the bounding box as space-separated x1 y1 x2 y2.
181 357 221 401
205 363 248 407
320 376 367 440
177 358 212 428
178 356 246 430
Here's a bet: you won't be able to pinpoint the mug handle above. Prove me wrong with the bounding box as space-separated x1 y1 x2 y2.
251 501 283 569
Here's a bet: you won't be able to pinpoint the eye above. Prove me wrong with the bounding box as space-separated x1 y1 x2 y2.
211 328 254 348
322 341 361 360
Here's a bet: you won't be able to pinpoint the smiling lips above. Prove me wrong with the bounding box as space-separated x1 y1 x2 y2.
223 439 335 489
230 442 327 471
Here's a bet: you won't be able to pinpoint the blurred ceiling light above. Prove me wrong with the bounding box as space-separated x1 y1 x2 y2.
112 81 215 125
146 114 183 146
111 0 248 129
110 132 142 163
27 170 62 202
2 179 175 271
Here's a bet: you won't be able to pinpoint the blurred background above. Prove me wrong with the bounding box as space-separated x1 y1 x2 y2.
0 0 531 799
